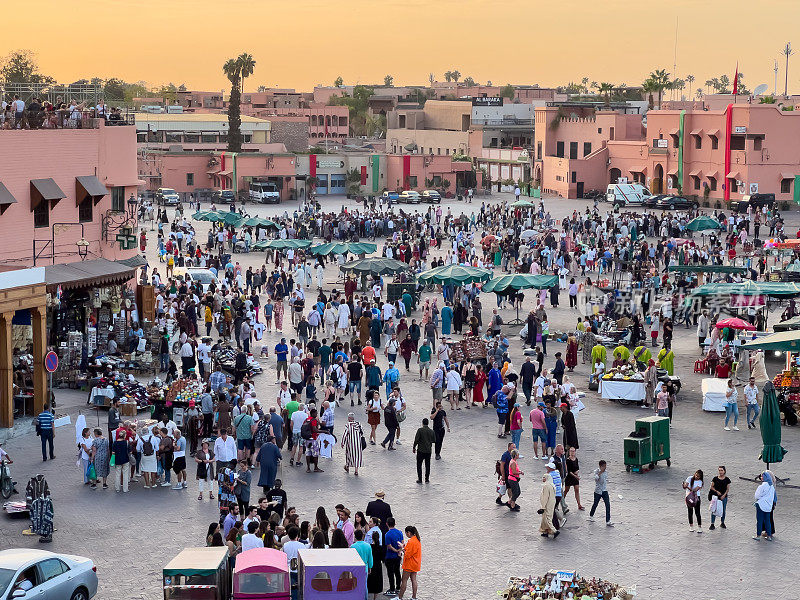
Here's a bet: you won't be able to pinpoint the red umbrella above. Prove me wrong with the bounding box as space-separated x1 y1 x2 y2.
715 317 756 331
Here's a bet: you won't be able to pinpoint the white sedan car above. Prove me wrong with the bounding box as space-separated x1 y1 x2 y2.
0 549 98 600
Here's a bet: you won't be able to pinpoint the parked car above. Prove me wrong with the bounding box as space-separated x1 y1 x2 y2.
0 549 98 600
421 190 441 203
729 193 775 213
250 181 281 204
212 189 236 204
606 183 651 208
155 187 180 206
652 195 699 210
398 190 421 204
176 268 224 293
381 190 400 203
643 194 670 208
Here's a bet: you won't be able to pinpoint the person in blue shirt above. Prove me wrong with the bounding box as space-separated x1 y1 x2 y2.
487 362 503 402
36 403 55 461
383 362 400 397
274 337 289 383
440 303 453 336
350 529 373 570
494 388 509 438
383 517 404 596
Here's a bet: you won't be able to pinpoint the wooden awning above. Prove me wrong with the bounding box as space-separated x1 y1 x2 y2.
30 178 65 212
75 176 108 206
0 183 17 215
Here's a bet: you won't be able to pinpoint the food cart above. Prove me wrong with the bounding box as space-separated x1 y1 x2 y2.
599 366 645 405
297 549 366 600
233 548 290 600
623 415 671 472
163 547 230 600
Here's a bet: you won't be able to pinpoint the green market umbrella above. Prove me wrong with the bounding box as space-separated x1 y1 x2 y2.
685 216 725 232
253 239 312 250
340 257 409 275
417 264 492 286
511 199 536 209
741 330 800 353
690 280 800 298
482 273 558 324
759 381 787 467
309 242 378 256
220 212 244 227
191 211 212 221
243 217 278 228
482 274 558 293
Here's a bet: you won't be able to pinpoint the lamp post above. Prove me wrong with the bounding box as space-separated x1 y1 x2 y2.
76 238 89 259
127 195 138 220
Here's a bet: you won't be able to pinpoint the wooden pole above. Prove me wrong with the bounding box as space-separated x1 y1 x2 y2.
0 314 13 427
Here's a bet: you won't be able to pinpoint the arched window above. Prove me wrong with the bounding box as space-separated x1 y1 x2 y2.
311 571 333 592
336 571 357 592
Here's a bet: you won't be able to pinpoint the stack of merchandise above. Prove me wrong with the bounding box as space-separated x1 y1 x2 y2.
601 365 644 382
212 344 263 377
164 378 205 406
94 372 152 409
502 571 632 600
449 337 488 363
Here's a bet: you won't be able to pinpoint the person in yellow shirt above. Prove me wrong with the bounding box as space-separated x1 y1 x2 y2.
204 304 213 337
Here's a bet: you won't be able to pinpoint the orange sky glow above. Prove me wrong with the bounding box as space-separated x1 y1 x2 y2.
3 0 799 95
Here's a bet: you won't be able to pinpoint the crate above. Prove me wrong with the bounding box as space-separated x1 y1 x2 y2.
623 436 652 467
120 402 138 417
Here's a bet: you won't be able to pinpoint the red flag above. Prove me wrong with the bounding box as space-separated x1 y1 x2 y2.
733 62 739 95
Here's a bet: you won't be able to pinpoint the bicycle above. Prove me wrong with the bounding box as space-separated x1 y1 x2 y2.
0 459 16 499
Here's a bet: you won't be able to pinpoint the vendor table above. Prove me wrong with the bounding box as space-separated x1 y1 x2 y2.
599 379 645 404
89 387 115 407
701 378 729 412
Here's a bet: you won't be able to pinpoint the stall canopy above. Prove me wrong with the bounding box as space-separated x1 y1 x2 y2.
163 547 228 577
340 257 409 275
668 264 748 275
740 330 800 352
44 258 138 292
242 217 278 229
417 264 492 285
116 255 148 269
690 280 800 298
309 242 377 256
511 199 536 208
685 216 726 232
253 239 312 250
773 316 800 332
75 176 108 206
482 274 558 293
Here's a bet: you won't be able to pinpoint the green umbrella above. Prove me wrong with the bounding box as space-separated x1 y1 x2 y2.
253 239 312 250
742 330 800 352
690 280 800 298
340 257 409 275
191 211 211 221
481 274 558 293
759 381 787 466
417 264 492 286
685 216 725 232
220 212 244 227
309 242 378 256
243 217 278 228
511 199 536 209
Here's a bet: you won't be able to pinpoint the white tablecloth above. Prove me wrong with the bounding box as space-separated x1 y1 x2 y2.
89 387 115 406
599 379 645 401
702 378 729 412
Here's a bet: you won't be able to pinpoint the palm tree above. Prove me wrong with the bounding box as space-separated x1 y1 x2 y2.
686 74 695 90
237 53 256 94
223 58 243 152
642 77 657 110
451 70 461 83
598 82 614 106
581 76 589 94
782 42 793 96
648 69 671 108
429 72 435 86
444 71 453 83
334 76 344 87
695 88 703 99
384 74 394 86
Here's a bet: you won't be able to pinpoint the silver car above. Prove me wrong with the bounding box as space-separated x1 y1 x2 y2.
0 549 98 600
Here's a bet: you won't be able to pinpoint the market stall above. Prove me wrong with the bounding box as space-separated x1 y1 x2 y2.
599 366 645 405
502 570 633 600
701 378 729 412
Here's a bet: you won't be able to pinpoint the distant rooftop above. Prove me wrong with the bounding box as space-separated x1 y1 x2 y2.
134 112 268 124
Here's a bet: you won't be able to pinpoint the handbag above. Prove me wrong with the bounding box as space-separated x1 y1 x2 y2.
109 455 116 467
496 481 507 495
86 463 97 481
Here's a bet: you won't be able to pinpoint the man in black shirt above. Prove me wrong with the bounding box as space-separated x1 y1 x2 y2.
347 358 363 406
430 402 450 460
365 490 393 534
520 357 536 405
265 479 287 518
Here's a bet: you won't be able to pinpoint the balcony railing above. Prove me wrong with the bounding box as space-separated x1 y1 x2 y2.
1 109 135 131
472 117 534 126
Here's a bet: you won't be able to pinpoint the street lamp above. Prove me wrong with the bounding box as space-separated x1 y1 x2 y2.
76 237 89 259
127 194 138 218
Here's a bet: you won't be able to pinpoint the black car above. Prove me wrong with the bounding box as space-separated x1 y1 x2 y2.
652 195 699 210
643 194 670 208
730 193 775 213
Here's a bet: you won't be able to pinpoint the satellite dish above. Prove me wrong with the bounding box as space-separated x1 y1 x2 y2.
753 84 768 96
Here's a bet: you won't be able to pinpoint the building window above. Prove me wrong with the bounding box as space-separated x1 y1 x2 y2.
708 177 717 191
537 141 542 160
597 128 602 134
694 135 702 150
165 132 181 143
33 201 49 228
753 137 763 151
446 149 450 155
201 133 216 143
569 142 578 160
433 175 441 186
242 134 252 143
399 115 406 128
219 134 228 144
184 133 199 143
692 175 701 190
556 141 564 158
671 134 679 148
136 133 147 143
186 173 195 186
78 198 92 223
311 115 317 126
710 135 718 150
111 186 125 212
408 176 417 188
571 171 577 183
781 178 792 194
730 135 745 150
583 142 592 157
437 148 441 155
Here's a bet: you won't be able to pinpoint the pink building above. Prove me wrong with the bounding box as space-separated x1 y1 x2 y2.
0 119 140 266
252 106 349 142
385 154 478 195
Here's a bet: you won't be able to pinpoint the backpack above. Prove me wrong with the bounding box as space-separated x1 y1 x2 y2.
142 437 154 456
300 420 313 441
329 366 339 385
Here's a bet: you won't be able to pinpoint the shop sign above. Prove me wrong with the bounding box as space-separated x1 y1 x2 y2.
749 182 759 194
116 226 136 250
472 96 503 107
656 139 668 148
734 126 747 134
316 159 344 169
554 571 576 582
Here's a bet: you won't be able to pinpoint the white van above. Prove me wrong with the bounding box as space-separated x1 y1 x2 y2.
249 181 280 204
606 183 651 208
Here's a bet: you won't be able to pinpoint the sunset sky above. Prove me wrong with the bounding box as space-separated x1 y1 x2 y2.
5 0 799 94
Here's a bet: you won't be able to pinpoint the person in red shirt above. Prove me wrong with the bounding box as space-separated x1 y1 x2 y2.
303 407 324 474
361 343 376 365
